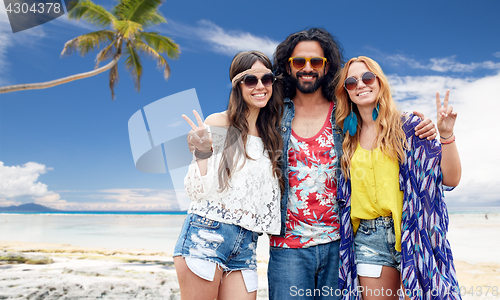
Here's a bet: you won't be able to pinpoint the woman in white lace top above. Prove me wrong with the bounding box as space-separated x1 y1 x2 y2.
173 51 284 300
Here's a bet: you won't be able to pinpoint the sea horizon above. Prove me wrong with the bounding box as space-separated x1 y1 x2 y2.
1 210 499 260
0 213 188 253
1 207 500 215
0 211 187 215
446 206 500 214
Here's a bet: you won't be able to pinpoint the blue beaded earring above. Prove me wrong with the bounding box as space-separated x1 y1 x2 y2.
343 102 358 136
372 103 380 121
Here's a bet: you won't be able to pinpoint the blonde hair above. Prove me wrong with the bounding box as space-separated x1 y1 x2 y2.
334 56 407 178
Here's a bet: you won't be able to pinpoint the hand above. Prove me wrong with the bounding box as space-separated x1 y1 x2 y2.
436 89 457 138
413 111 437 140
182 110 212 153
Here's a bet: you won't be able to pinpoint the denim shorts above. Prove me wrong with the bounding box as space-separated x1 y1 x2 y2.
173 214 259 291
354 216 401 276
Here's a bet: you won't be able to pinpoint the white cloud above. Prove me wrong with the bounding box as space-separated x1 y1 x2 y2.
0 5 13 85
52 14 99 31
0 3 101 85
0 4 45 85
0 199 22 207
100 188 177 205
58 189 180 211
494 52 500 58
0 161 180 210
34 193 66 205
391 72 500 206
0 161 66 205
428 56 500 72
1 184 181 211
162 19 279 59
197 20 278 58
389 75 471 113
384 54 500 73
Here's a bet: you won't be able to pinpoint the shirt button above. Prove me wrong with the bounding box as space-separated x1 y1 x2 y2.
281 126 287 132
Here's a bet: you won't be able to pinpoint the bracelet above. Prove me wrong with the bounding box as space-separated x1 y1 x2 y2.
440 132 454 140
194 147 213 160
441 135 456 144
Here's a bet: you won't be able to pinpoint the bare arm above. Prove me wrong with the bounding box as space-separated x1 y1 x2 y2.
436 90 461 187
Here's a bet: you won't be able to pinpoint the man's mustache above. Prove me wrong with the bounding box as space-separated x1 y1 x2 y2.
296 72 318 78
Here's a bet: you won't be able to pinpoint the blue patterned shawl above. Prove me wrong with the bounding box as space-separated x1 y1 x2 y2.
338 114 461 300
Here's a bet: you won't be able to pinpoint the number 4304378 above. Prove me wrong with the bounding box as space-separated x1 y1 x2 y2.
5 2 61 14
460 286 499 296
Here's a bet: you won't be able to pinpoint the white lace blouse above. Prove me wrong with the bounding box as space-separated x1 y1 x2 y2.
185 125 281 234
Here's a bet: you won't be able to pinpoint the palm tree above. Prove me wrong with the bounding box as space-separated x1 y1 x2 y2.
0 0 180 99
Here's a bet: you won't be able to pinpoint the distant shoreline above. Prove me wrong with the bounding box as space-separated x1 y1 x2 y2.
447 207 500 214
0 211 187 215
2 208 500 215
0 203 188 215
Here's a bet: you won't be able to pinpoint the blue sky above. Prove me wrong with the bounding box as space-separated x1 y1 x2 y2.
1 0 499 210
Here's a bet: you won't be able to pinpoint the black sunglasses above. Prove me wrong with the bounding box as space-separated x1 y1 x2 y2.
344 71 377 91
241 73 275 89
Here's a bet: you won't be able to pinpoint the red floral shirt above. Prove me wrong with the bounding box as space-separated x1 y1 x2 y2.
270 102 340 248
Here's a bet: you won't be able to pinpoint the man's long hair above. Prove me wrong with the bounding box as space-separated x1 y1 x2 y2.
273 28 344 101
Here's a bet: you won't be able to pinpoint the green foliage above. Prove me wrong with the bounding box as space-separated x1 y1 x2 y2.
124 43 143 90
62 30 115 57
68 0 116 28
63 0 180 99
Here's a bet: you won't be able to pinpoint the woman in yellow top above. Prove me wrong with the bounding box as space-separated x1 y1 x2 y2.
334 56 461 300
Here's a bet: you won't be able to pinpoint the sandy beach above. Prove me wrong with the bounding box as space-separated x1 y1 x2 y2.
1 213 499 299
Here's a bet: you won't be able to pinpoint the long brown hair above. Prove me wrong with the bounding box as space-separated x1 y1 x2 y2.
218 51 284 192
334 56 407 179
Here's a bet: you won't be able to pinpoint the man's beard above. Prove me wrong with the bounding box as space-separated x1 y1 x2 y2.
290 71 325 94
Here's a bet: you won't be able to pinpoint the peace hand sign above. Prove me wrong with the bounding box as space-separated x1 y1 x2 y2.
436 90 457 138
182 110 212 153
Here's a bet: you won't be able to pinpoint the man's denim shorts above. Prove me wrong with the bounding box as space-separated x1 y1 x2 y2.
173 214 259 291
354 216 401 277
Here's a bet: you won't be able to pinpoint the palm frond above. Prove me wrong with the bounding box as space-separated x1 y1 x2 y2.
109 63 119 100
124 43 143 91
135 40 170 79
68 0 117 28
94 40 118 69
114 20 143 39
139 12 167 28
61 30 115 57
113 0 164 26
137 32 180 59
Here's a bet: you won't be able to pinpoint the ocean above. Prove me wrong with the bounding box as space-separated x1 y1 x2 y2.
0 212 187 254
2 207 499 256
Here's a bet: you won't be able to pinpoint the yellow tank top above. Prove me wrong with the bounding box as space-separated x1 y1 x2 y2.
350 144 403 251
